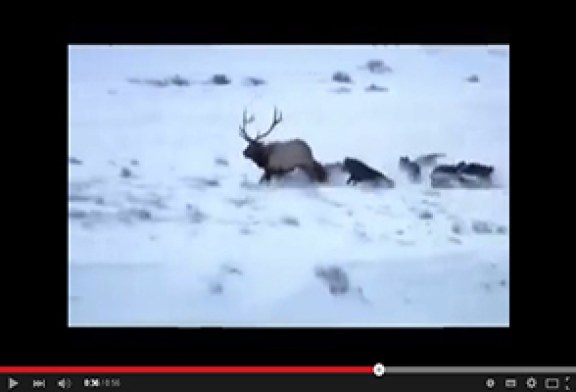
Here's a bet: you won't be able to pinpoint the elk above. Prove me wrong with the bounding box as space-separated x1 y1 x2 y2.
239 107 328 184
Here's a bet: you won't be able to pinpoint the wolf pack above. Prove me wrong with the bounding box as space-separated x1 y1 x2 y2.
338 154 495 189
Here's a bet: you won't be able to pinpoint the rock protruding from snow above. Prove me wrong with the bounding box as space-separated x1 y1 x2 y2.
183 177 220 189
127 75 191 87
215 157 229 167
221 264 243 275
118 208 152 223
281 216 300 227
68 194 105 205
365 84 388 92
451 221 464 235
450 220 508 236
418 210 434 220
210 74 231 85
472 220 507 235
69 209 89 219
199 178 220 187
186 204 207 224
229 197 253 208
332 71 352 84
315 266 350 295
244 77 266 86
69 156 83 165
364 59 393 74
169 74 190 86
466 74 480 83
120 167 133 178
332 87 352 94
209 282 224 294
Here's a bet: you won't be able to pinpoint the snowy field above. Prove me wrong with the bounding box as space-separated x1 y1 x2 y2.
68 45 510 327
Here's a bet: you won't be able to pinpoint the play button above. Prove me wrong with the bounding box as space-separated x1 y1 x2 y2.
8 377 19 390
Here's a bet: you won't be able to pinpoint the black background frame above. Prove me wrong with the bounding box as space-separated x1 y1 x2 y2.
3 21 571 368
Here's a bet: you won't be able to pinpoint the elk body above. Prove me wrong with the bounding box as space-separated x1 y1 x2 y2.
239 108 328 184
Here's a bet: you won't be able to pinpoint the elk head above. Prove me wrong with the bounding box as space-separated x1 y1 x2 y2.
238 107 283 168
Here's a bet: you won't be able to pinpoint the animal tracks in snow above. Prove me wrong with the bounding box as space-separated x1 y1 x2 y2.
68 157 508 253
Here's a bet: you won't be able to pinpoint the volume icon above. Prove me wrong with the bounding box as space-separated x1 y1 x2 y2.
57 378 72 389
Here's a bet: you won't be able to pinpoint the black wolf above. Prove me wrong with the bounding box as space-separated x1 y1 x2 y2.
459 162 494 179
431 162 494 187
430 164 463 187
343 157 394 187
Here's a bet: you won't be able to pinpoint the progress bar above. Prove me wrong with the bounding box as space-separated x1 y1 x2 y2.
385 367 576 374
0 366 370 374
1 366 574 374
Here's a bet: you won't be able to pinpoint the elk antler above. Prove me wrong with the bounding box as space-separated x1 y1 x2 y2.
255 107 282 140
239 109 256 143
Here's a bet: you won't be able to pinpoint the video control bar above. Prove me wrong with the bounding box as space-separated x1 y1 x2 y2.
2 366 574 392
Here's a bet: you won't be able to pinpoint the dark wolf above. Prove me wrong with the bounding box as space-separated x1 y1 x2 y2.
343 157 394 187
459 162 494 179
431 162 495 187
430 163 464 187
399 156 422 182
414 153 446 166
457 162 495 187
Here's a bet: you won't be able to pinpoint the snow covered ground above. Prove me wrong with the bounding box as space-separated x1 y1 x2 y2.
68 45 509 327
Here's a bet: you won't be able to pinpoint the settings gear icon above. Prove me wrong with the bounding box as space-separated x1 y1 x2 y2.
526 377 537 389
